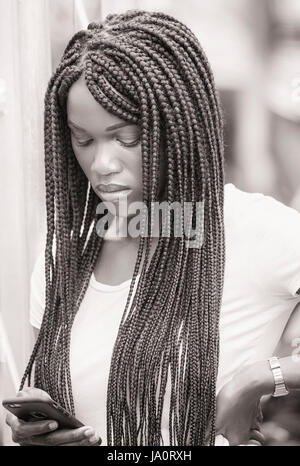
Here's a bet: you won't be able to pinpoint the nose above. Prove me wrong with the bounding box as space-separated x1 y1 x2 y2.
90 141 122 176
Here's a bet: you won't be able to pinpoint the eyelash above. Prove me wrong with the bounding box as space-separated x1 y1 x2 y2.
74 137 140 148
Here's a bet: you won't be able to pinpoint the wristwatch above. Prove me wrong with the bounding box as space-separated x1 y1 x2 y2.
268 356 289 397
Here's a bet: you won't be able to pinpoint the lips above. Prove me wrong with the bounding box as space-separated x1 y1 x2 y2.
96 184 130 193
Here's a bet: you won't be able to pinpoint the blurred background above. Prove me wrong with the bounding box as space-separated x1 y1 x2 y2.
0 0 299 445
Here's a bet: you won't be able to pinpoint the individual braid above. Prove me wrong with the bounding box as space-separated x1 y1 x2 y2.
20 9 225 446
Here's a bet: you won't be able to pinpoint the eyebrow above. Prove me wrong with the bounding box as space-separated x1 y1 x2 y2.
67 120 134 132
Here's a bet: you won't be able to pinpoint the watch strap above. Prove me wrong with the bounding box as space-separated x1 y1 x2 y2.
268 356 289 397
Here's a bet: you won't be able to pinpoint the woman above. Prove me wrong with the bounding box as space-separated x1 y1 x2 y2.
6 10 300 446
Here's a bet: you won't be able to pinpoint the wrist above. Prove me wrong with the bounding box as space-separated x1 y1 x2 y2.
237 360 275 398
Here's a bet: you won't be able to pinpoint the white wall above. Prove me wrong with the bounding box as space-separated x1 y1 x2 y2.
0 0 51 445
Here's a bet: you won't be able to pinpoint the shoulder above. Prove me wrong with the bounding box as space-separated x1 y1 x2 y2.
224 182 300 219
224 183 300 297
224 182 300 235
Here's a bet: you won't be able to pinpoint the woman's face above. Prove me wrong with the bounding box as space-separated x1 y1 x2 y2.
66 75 166 217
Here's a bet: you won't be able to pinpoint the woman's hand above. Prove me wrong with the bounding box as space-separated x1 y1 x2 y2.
216 363 269 445
5 387 101 446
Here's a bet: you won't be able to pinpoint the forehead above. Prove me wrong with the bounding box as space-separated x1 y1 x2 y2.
66 74 126 131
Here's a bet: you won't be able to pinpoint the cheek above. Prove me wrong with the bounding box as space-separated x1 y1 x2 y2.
73 147 91 178
128 148 143 185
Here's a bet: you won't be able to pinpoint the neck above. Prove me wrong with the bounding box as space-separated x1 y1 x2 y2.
103 212 161 244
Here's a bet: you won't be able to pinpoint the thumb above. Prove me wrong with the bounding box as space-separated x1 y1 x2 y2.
17 387 52 400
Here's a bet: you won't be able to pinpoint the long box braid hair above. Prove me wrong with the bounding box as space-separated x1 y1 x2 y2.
20 9 225 446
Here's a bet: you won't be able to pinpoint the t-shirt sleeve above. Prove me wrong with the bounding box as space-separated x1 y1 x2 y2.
247 193 300 298
29 250 46 329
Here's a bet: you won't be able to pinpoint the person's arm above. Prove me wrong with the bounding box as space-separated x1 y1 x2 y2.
275 300 300 357
248 341 300 397
215 357 299 445
5 390 101 446
216 297 300 445
5 251 101 446
216 195 300 445
6 325 101 446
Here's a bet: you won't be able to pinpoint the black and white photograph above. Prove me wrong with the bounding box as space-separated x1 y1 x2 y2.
0 0 300 449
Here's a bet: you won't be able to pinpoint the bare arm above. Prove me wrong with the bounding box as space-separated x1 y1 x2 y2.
232 297 300 399
216 296 300 445
275 300 300 357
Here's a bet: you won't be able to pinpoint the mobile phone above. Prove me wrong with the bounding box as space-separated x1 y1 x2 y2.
2 397 84 430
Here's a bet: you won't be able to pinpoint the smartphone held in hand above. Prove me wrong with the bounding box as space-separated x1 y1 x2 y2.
2 397 84 430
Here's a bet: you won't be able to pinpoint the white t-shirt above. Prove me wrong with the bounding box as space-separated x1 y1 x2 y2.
29 183 300 445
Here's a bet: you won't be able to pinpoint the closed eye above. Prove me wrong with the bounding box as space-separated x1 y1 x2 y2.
74 138 93 147
115 137 140 148
73 137 140 148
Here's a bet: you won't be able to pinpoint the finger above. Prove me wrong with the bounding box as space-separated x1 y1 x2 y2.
17 388 52 400
11 419 58 443
59 436 102 447
246 439 262 446
249 428 265 446
225 430 251 446
5 411 17 428
28 426 99 446
18 420 58 438
5 413 22 444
